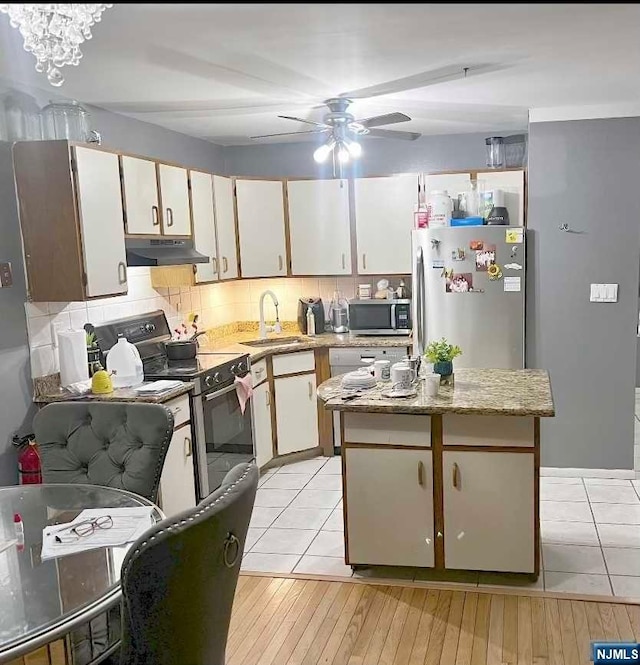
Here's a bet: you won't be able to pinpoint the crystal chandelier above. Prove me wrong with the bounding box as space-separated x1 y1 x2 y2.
0 4 112 87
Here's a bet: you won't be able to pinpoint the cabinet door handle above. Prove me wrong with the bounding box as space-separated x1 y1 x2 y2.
452 462 461 490
166 207 174 227
266 390 270 407
342 253 346 270
151 205 160 226
223 256 229 273
278 254 283 271
212 256 218 275
184 437 192 458
308 381 313 400
417 460 425 487
362 253 367 270
117 261 127 285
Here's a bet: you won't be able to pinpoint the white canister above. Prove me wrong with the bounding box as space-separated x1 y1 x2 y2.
373 359 391 382
424 373 440 398
358 284 372 299
427 191 452 228
391 362 412 389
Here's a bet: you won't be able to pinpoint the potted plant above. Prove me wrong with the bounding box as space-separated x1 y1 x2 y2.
424 338 462 382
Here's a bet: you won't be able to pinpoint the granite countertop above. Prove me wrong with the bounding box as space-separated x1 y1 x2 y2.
317 368 555 417
34 378 194 405
199 330 412 363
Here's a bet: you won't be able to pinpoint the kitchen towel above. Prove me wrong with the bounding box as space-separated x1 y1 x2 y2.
234 374 253 414
58 329 89 388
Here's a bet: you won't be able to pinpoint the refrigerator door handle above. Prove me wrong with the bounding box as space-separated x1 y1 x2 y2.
416 246 426 355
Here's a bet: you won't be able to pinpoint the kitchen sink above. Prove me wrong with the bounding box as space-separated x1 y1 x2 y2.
242 336 303 347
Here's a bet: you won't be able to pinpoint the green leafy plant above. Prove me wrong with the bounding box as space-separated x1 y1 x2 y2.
424 338 462 364
86 332 96 348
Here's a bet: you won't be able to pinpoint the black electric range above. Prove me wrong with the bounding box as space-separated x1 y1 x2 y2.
93 311 254 497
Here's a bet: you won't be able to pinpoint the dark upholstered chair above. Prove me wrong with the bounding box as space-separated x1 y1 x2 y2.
33 402 174 502
118 462 258 665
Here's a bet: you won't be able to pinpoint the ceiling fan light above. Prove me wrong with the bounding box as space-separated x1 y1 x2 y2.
346 140 362 158
337 144 350 163
313 142 333 163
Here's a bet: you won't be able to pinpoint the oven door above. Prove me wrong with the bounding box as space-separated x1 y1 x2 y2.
197 381 255 496
348 301 393 334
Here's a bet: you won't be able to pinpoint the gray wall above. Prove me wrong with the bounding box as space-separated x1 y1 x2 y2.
0 142 34 485
223 131 513 178
86 105 226 172
527 118 640 469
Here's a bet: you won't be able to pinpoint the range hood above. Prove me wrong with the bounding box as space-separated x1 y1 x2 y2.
125 238 208 267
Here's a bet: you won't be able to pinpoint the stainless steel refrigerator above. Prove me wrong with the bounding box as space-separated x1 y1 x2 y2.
412 227 526 368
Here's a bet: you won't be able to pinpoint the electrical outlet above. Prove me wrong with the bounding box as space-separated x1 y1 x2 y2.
0 262 13 288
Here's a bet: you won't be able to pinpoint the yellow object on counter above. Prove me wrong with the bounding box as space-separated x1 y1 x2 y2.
91 368 114 394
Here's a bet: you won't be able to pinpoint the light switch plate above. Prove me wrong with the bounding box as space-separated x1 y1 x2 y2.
590 283 618 302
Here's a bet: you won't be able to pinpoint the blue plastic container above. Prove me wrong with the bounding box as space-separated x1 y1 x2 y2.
450 216 484 227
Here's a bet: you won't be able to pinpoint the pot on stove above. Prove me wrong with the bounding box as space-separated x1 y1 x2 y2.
164 340 198 361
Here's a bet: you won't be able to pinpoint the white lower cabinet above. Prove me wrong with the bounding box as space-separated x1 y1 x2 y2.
443 450 534 573
274 373 319 455
159 422 197 518
252 381 273 468
345 447 434 567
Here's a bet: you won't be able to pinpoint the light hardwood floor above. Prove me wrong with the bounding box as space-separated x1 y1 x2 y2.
230 576 640 665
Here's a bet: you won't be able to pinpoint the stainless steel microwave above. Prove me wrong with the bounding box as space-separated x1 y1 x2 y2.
347 299 412 336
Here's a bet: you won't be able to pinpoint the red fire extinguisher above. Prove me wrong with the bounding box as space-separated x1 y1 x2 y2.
13 434 42 485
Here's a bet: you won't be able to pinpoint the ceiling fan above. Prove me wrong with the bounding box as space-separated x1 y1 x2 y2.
249 64 498 163
251 97 420 163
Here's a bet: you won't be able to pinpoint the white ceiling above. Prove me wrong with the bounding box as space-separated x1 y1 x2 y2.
1 3 639 146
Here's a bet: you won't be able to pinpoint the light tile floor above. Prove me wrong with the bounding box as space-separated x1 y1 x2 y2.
241 456 640 599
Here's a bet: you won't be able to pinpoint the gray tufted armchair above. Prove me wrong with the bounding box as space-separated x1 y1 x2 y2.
33 402 174 502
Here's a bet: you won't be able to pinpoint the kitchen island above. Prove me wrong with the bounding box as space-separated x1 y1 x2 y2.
317 369 554 578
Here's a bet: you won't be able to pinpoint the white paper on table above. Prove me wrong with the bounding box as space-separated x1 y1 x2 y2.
134 380 183 394
41 507 154 561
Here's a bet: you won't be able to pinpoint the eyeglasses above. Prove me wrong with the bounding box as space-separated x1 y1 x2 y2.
54 515 113 542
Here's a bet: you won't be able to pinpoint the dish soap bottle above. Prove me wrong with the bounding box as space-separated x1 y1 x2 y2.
306 305 316 337
106 336 144 388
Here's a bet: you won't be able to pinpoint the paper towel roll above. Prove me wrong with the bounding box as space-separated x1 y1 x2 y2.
59 329 89 387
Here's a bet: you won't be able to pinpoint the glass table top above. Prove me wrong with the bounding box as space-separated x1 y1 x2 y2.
0 484 161 656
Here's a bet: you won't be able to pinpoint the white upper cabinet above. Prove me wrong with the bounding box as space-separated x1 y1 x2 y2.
287 179 352 275
158 164 191 236
476 169 525 227
121 155 161 235
236 179 287 278
190 170 218 284
354 174 418 274
73 146 128 298
213 175 239 280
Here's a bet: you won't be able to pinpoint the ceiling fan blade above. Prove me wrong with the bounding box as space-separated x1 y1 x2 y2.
355 112 411 128
367 128 421 141
339 64 504 100
250 129 330 139
277 115 330 128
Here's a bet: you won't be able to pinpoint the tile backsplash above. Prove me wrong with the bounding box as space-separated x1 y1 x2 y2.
25 268 409 378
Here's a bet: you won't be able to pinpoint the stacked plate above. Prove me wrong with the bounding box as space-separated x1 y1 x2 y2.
341 369 377 391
